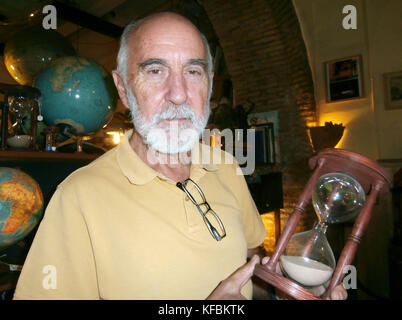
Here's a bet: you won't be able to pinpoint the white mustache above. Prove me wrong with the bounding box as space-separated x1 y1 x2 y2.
153 104 197 124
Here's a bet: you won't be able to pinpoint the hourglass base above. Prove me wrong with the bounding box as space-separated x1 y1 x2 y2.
254 264 325 300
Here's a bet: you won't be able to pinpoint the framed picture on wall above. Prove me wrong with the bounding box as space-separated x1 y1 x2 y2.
383 70 402 110
325 55 363 102
253 123 275 165
248 111 280 164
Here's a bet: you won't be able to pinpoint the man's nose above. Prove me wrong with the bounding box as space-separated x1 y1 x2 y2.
166 71 187 105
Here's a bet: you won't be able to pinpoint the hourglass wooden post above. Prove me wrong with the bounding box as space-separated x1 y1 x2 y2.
253 148 391 300
322 179 384 298
264 158 326 273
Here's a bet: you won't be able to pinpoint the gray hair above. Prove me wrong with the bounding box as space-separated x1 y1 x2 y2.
116 15 214 98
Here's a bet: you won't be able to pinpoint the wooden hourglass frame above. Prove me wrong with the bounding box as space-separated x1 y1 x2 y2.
253 148 391 300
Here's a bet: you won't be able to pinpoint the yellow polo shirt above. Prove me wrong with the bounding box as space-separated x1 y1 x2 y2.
14 130 266 300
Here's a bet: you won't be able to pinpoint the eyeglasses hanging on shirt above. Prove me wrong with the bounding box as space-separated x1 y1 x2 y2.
177 178 226 241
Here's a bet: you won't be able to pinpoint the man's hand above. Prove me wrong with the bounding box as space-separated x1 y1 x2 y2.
206 255 260 300
261 256 348 300
206 253 348 300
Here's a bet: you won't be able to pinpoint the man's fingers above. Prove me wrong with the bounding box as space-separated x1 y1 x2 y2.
230 255 260 288
330 284 348 300
207 255 261 300
261 256 270 265
261 256 282 274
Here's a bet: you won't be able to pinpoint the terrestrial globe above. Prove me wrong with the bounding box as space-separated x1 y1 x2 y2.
0 168 44 250
34 56 117 135
4 26 76 85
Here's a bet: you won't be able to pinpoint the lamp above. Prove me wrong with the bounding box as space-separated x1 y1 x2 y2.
308 122 345 153
102 111 133 148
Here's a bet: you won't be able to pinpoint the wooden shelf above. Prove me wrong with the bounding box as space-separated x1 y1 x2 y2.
0 150 101 162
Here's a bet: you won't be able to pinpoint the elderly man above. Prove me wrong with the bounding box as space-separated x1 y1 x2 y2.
14 12 346 300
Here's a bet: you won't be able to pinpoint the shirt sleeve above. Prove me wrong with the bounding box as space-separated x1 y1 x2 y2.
13 184 99 300
232 160 267 249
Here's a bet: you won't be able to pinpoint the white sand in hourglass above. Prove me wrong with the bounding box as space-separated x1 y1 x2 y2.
280 255 334 287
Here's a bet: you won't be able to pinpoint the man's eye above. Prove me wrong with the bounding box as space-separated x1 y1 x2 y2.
188 69 202 76
148 69 162 75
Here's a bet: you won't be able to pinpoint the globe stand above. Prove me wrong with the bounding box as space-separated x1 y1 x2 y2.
75 134 84 153
55 132 106 154
253 148 391 299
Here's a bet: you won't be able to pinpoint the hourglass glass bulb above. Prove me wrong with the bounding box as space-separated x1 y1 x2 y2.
280 223 335 287
312 172 366 224
279 172 366 289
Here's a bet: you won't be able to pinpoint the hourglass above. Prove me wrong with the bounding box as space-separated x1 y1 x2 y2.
253 148 391 299
0 83 41 150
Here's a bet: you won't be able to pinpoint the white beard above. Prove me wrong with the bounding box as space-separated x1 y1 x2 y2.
126 86 209 154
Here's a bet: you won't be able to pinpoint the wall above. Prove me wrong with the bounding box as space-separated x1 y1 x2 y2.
293 0 402 298
293 0 402 161
203 0 318 253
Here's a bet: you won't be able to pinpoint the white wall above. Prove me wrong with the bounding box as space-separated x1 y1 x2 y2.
293 0 402 161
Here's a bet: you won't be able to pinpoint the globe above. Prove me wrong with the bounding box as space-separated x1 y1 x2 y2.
0 0 51 26
0 167 44 249
4 26 76 85
34 56 117 135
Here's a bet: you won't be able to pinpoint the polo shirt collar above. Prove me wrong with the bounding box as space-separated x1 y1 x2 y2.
116 129 219 185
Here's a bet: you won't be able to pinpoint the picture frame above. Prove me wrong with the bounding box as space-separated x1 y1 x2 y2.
253 123 275 164
383 70 402 110
248 110 280 164
325 55 363 102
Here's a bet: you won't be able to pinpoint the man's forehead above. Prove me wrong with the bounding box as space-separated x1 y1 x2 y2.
134 13 201 39
128 15 206 60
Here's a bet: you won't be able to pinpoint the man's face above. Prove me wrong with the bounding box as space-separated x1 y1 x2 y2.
124 17 211 154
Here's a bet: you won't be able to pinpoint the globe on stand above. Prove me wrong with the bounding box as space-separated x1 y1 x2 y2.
34 56 117 152
4 26 76 85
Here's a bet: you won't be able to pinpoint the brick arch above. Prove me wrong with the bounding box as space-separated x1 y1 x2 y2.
202 0 317 250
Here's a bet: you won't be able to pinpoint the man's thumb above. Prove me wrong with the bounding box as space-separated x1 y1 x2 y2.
232 255 260 288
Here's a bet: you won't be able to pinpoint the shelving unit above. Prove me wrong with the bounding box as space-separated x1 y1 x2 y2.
0 150 100 162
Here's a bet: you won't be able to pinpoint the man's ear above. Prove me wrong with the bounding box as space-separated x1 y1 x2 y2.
112 70 130 109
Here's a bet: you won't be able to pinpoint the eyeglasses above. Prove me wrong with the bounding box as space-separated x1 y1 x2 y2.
177 178 226 241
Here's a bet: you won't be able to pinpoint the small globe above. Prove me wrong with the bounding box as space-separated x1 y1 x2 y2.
4 26 76 85
0 167 44 249
0 0 51 26
312 172 366 224
34 56 117 135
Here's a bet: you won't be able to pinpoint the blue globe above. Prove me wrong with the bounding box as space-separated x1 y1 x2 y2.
34 56 117 135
